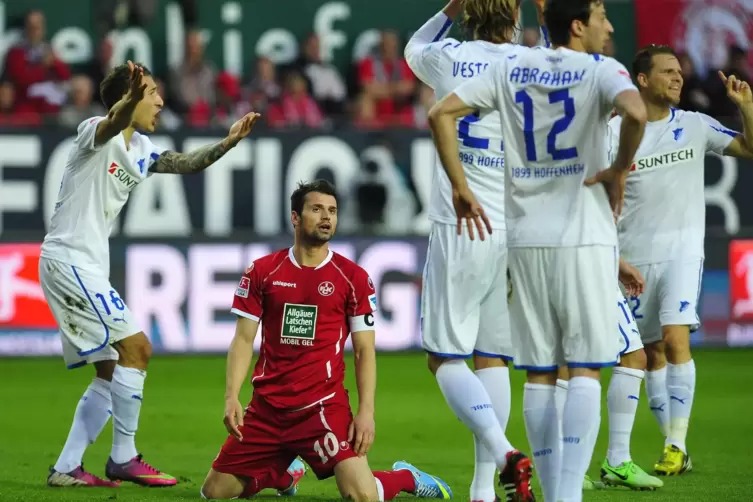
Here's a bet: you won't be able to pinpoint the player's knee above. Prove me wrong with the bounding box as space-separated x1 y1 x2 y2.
93 359 117 381
644 342 666 370
426 353 448 375
619 349 647 370
339 484 378 502
662 327 691 363
472 354 507 370
114 332 152 369
200 470 243 499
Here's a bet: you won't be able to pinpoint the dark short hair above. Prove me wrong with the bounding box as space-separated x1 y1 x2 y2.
290 179 338 215
632 45 678 78
544 0 602 46
99 63 152 110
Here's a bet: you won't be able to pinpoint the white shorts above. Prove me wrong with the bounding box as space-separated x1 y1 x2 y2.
509 246 621 370
616 287 643 356
421 223 512 360
626 259 704 344
39 257 139 369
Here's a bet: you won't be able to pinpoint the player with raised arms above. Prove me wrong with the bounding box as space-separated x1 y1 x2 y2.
427 0 648 500
609 44 753 476
200 180 453 501
404 1 545 501
41 61 261 488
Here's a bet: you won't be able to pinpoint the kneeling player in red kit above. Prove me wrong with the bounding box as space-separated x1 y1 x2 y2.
201 180 453 501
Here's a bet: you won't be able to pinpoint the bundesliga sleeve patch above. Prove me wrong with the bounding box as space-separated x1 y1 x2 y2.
236 277 250 298
368 294 377 311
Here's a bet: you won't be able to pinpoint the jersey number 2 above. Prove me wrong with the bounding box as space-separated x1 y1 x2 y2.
458 112 503 151
514 89 578 162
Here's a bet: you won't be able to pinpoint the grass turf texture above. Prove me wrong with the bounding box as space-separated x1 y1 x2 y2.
0 350 751 501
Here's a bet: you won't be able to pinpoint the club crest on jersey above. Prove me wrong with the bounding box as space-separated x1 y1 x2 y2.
318 281 335 296
236 277 250 298
107 162 139 188
629 147 695 173
367 277 375 291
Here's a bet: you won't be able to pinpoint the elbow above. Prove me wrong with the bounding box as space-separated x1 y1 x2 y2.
626 102 648 127
427 102 444 128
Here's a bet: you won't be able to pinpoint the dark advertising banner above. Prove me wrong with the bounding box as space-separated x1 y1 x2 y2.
1 129 752 247
0 238 750 357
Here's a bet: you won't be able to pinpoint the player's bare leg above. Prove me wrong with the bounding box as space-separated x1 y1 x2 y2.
47 360 120 487
428 354 533 501
644 340 670 438
601 349 663 490
200 459 306 499
104 332 177 486
654 325 694 476
469 354 511 502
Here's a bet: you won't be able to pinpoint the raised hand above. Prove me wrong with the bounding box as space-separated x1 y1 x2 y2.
720 71 753 107
228 112 262 146
126 60 147 102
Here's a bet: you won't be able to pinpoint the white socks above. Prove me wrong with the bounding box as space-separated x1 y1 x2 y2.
554 379 569 435
470 366 512 502
558 377 601 502
606 367 644 466
435 360 514 473
645 367 670 437
375 478 385 501
523 383 560 502
666 360 695 453
110 365 146 463
54 377 113 473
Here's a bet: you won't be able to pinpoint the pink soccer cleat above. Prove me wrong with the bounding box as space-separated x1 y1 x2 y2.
105 454 177 487
47 465 120 487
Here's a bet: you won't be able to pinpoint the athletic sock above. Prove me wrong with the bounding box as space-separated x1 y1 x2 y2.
645 367 670 437
523 383 560 502
110 365 145 463
606 367 644 466
666 360 696 453
373 470 415 500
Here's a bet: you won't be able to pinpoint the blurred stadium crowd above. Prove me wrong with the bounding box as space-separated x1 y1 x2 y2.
0 6 750 131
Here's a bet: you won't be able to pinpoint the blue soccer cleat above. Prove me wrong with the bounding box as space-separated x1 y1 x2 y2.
278 458 306 496
392 461 453 499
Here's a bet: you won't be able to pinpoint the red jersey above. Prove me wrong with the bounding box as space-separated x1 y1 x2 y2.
231 247 377 410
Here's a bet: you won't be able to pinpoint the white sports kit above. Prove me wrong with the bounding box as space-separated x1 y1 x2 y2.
455 47 637 369
405 12 513 359
609 110 737 343
40 117 166 368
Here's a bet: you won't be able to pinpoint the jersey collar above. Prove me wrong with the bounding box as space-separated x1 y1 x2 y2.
288 247 334 270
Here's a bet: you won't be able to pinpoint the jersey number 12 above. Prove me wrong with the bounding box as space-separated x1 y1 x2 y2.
514 89 579 162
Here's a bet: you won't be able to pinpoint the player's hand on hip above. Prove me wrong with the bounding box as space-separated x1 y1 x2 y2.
453 187 492 241
223 397 245 441
584 167 628 218
348 411 375 457
227 112 262 146
719 71 753 107
125 60 147 102
619 260 645 297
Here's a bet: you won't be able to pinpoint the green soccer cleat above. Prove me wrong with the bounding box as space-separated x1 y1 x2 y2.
601 460 664 490
583 474 605 490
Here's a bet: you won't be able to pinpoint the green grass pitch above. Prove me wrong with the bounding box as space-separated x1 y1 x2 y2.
1 350 751 501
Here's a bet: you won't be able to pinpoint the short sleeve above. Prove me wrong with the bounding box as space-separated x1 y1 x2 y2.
348 268 378 333
595 58 637 106
454 62 499 112
139 135 169 179
230 262 263 322
74 116 106 155
699 113 739 155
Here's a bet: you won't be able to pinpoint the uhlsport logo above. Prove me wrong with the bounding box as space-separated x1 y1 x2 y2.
108 162 139 189
281 304 317 346
630 147 695 173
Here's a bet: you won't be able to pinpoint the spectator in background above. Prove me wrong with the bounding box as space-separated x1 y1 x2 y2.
678 52 710 114
154 78 182 131
0 81 41 126
352 93 384 129
82 38 115 106
170 30 217 115
268 70 326 129
357 30 415 124
212 71 245 129
4 10 71 115
57 75 106 128
294 33 347 117
522 27 540 48
242 57 280 114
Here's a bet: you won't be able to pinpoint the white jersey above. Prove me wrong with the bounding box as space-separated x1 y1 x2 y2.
40 117 167 276
454 47 636 247
405 12 516 230
609 109 737 265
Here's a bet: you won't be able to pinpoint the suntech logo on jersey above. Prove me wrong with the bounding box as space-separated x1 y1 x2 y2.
107 162 139 188
630 147 695 172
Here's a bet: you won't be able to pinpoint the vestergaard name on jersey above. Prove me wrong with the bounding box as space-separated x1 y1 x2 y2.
630 147 695 173
108 162 139 189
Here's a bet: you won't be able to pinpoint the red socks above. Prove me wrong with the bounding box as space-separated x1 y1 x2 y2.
373 469 416 500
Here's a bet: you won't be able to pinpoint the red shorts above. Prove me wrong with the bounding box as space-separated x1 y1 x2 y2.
212 392 357 484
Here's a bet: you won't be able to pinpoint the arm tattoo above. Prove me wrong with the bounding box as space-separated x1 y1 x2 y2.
149 140 231 174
